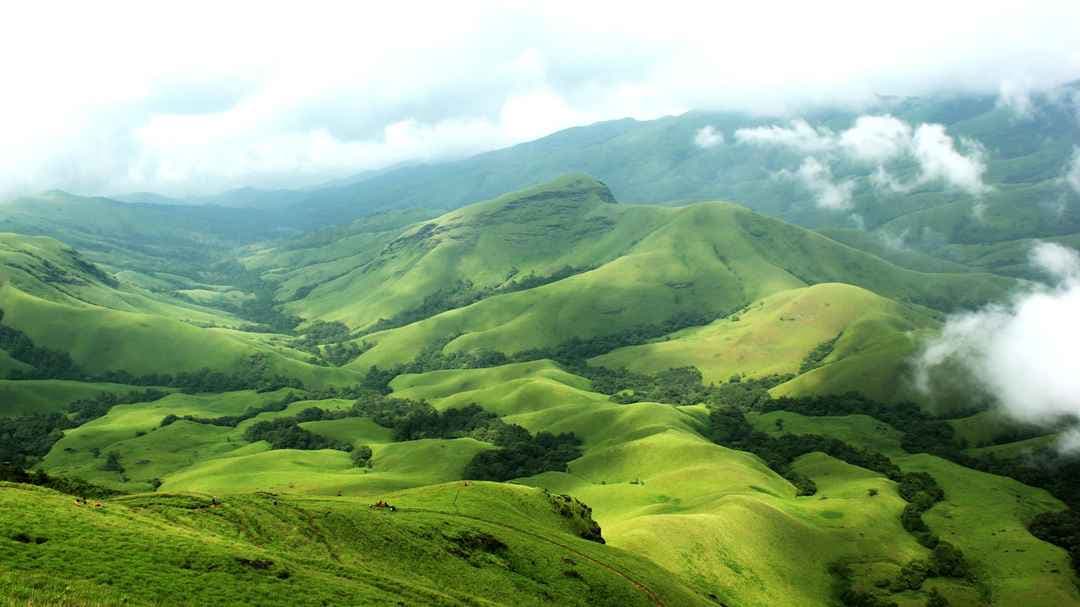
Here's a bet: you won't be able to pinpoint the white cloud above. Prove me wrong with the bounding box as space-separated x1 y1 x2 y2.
997 80 1037 119
778 157 854 210
738 115 990 199
915 242 1080 445
839 115 913 163
2 1 1080 197
694 125 725 149
910 124 990 197
1066 147 1080 195
734 120 835 153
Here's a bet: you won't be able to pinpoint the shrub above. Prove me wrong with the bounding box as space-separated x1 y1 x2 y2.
351 445 373 468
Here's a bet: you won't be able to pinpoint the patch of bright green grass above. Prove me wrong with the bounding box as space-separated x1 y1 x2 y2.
0 481 708 606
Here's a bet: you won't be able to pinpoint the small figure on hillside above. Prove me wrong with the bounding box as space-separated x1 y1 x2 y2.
370 499 397 512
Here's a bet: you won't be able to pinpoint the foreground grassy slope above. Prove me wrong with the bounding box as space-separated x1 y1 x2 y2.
0 481 708 606
32 357 1080 606
332 178 1009 370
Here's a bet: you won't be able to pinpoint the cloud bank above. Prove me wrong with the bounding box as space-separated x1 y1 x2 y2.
915 242 1080 448
2 1 1080 198
735 115 990 207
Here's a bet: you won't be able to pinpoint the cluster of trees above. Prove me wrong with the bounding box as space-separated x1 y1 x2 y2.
91 353 306 394
706 405 958 561
206 261 301 334
513 311 719 365
799 334 840 374
317 341 367 367
464 430 582 482
291 321 369 367
707 406 898 496
275 394 584 481
581 364 792 408
762 393 957 454
360 311 728 395
1 309 80 379
0 464 120 499
243 418 353 451
889 541 970 592
0 390 169 467
160 392 303 429
897 472 947 548
829 561 955 607
2 308 306 393
592 366 713 405
755 390 1080 574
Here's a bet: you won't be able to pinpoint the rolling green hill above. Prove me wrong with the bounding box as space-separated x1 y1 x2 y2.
593 282 937 400
0 481 708 606
3 93 1080 606
266 176 1010 371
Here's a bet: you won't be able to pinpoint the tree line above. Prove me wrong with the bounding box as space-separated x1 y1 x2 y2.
0 389 168 468
230 394 583 481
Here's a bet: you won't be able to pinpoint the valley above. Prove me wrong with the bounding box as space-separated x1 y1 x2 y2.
3 88 1080 607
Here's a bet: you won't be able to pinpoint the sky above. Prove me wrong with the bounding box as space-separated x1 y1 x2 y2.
3 1 1080 198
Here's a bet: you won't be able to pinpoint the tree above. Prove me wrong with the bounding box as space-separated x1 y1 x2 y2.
351 445 373 468
926 588 950 607
101 452 124 473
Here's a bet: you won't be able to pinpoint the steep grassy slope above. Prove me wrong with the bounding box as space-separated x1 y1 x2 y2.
0 233 231 327
243 208 439 302
0 233 361 386
279 175 651 326
0 283 357 385
0 482 708 606
323 180 1008 370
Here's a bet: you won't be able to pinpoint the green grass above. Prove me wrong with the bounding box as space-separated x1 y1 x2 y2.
29 334 1080 606
0 481 708 606
750 410 906 455
334 189 1008 370
594 283 937 392
40 389 300 490
897 454 1078 606
0 379 159 416
0 281 360 387
949 410 1054 449
160 438 492 497
748 408 1079 606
